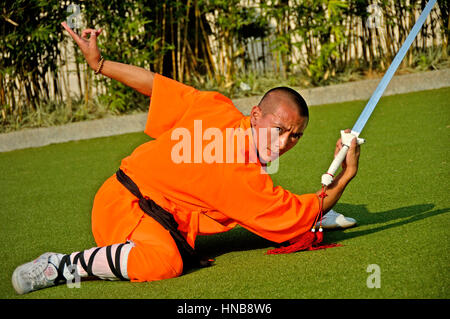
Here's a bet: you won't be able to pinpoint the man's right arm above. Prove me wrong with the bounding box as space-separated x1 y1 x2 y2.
61 22 155 97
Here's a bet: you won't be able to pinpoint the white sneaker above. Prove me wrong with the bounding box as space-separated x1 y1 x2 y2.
315 210 357 230
12 252 66 295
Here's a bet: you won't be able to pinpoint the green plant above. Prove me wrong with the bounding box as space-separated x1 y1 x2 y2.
1 0 448 132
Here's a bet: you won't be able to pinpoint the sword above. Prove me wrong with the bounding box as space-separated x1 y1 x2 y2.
321 0 437 187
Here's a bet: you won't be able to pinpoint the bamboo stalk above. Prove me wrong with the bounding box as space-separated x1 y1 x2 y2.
421 0 427 51
170 6 177 79
201 37 213 81
431 6 437 48
180 0 192 83
160 2 167 74
74 44 83 98
176 0 182 81
63 42 72 118
0 73 5 121
383 5 393 65
184 38 198 74
194 0 199 57
443 9 449 59
408 1 415 67
84 62 90 109
262 37 266 74
11 81 17 120
251 39 258 74
199 13 219 83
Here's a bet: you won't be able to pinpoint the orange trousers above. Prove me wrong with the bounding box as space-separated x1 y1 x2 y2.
91 175 183 282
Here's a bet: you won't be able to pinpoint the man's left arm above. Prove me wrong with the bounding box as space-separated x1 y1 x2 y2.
61 22 155 97
317 131 361 213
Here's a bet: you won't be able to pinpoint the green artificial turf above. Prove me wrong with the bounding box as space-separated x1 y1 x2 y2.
1 87 449 299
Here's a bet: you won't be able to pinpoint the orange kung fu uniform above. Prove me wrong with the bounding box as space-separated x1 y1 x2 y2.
91 74 320 282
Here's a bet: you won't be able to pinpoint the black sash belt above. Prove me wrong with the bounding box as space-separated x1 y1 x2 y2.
115 169 212 272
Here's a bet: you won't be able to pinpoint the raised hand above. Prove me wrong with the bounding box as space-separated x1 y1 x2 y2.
61 21 103 70
61 21 155 96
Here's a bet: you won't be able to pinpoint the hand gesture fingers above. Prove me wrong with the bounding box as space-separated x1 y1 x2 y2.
61 22 102 70
61 21 84 46
81 28 103 39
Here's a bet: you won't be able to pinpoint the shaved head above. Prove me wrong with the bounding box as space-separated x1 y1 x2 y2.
250 87 309 161
258 87 309 118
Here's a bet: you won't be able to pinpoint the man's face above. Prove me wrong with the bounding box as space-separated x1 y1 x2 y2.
250 102 308 163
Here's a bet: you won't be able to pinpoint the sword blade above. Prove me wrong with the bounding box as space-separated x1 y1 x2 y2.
351 0 437 135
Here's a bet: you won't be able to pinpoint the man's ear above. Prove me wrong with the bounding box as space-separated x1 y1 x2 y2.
250 105 262 125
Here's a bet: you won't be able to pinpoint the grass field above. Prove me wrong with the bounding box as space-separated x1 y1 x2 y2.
1 87 449 299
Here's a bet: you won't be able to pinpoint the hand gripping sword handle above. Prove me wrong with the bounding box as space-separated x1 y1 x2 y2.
321 131 365 186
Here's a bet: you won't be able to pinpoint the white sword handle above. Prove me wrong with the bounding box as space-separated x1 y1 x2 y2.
321 131 365 186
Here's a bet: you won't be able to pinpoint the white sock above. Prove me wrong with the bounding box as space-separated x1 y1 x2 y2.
64 242 134 281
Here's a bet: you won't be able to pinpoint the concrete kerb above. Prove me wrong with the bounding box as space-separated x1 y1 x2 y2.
1 69 449 153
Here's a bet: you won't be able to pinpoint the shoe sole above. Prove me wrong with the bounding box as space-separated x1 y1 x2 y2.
11 265 27 295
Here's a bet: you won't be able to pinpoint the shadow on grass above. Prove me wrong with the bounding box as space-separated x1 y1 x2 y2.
327 203 450 242
194 203 449 263
183 228 275 276
195 227 275 258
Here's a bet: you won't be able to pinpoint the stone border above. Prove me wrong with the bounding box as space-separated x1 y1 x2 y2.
1 69 449 153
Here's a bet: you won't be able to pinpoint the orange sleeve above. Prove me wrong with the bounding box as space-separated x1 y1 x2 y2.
144 74 240 138
217 165 320 244
144 74 198 138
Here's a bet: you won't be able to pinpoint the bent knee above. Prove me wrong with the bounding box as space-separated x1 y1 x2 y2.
126 242 183 282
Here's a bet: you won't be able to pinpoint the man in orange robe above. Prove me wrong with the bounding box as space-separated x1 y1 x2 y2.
12 24 361 294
